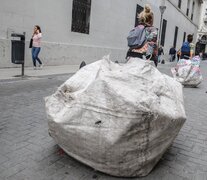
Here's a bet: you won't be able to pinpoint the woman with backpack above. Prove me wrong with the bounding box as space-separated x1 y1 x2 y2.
126 4 158 66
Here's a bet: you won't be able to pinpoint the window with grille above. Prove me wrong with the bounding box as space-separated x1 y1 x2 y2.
161 19 167 47
183 32 186 42
186 8 189 16
191 1 195 21
135 4 144 27
173 26 178 48
186 0 190 16
71 0 91 34
178 0 182 9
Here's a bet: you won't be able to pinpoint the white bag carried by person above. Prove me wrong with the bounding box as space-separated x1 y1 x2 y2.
171 56 203 87
45 56 186 177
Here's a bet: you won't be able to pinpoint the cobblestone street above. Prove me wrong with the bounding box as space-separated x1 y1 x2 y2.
0 61 207 180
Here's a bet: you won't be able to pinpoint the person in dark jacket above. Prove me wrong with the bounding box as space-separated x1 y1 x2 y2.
169 46 176 62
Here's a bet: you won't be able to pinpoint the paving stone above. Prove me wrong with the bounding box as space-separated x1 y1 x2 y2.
0 62 207 179
0 163 25 179
193 172 207 180
0 154 9 164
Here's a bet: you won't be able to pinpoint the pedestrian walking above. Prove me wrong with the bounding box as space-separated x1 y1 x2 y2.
180 34 194 59
158 46 164 63
126 4 158 67
169 46 176 62
177 49 181 61
31 25 43 70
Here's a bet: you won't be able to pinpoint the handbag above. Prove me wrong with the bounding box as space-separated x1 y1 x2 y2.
29 38 33 48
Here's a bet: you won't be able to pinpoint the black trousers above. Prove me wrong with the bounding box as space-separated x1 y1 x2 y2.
126 50 158 67
151 54 158 67
126 50 143 59
180 52 190 59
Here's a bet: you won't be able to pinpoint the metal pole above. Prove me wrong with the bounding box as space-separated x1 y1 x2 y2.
22 32 26 77
158 5 166 48
158 13 163 48
21 63 24 76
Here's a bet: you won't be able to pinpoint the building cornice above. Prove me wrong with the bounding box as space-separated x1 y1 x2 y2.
166 0 199 28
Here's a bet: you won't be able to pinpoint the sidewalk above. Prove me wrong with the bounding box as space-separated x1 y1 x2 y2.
0 59 192 81
0 65 79 80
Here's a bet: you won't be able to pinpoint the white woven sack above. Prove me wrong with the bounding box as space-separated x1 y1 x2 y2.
45 56 186 177
172 57 202 87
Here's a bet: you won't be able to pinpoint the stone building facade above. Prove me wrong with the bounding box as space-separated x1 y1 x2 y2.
0 0 203 67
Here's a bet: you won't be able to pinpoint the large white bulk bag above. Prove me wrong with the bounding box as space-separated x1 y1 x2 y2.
45 56 186 177
171 56 203 87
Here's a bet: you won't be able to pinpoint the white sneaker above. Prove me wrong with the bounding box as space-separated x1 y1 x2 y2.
39 64 44 69
33 66 37 70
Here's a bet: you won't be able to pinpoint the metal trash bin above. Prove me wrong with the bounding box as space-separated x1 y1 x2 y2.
11 33 26 76
11 33 25 64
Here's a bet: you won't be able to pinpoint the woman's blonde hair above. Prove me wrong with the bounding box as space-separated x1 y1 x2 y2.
138 4 154 26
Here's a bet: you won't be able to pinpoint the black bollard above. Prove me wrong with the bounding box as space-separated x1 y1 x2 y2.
161 59 165 64
79 61 86 69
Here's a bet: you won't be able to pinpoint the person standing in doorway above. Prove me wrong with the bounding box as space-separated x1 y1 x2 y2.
32 25 43 69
